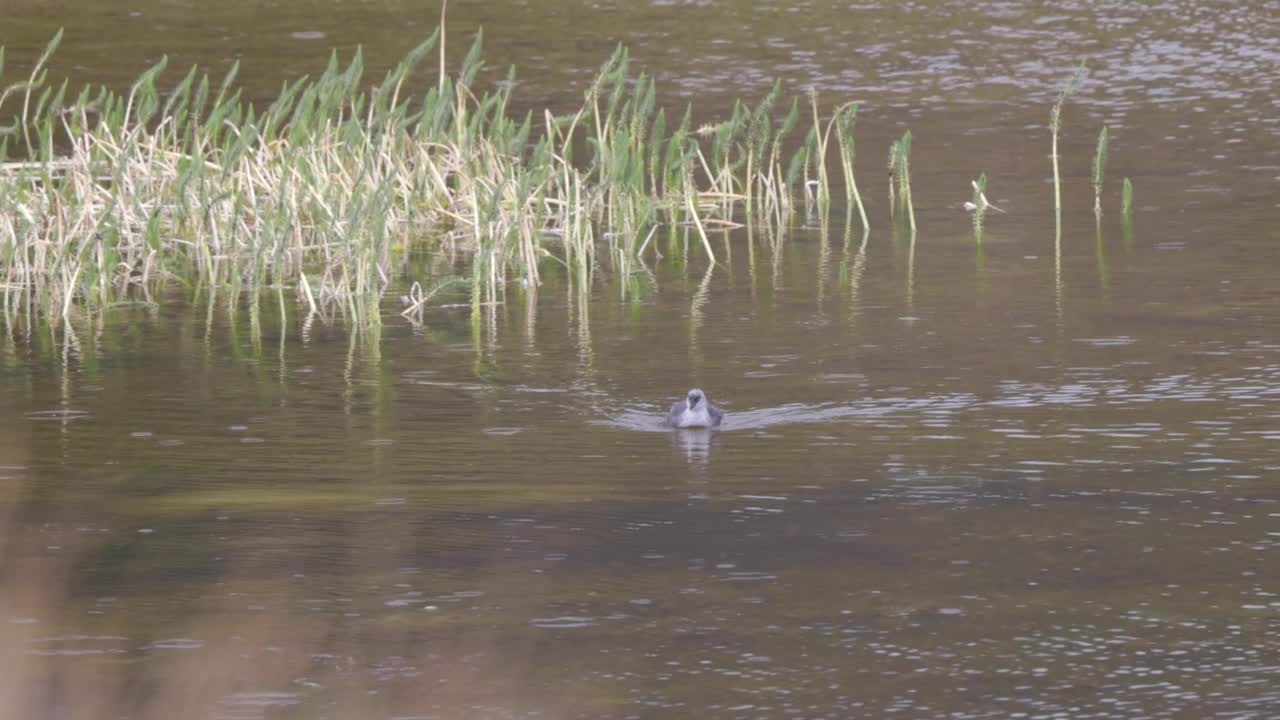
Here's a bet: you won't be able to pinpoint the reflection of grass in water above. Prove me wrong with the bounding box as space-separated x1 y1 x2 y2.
0 514 619 718
132 481 649 515
1096 219 1111 291
1121 177 1135 249
839 215 868 335
9 477 1274 719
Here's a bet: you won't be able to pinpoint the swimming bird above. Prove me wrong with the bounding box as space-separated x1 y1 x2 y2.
665 388 724 428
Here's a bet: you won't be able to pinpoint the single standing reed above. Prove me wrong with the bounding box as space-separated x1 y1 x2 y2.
832 102 869 237
1092 126 1108 220
1049 62 1087 235
970 173 989 242
1121 177 1134 248
888 131 916 237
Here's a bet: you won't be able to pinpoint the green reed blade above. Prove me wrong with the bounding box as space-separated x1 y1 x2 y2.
459 29 485 87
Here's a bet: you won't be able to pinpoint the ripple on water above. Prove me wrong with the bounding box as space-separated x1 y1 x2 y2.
529 616 595 629
717 571 777 583
26 409 91 421
1075 336 1138 347
595 395 980 432
144 638 204 651
27 635 129 657
220 692 301 709
482 427 525 435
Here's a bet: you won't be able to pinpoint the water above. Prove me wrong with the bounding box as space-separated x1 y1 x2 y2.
3 1 1280 718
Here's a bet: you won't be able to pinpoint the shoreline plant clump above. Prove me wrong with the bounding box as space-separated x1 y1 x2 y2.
0 28 876 332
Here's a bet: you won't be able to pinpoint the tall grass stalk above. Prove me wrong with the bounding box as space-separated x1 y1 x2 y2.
438 0 448 95
892 131 916 237
829 101 869 237
807 91 831 212
1050 62 1087 235
971 173 989 243
886 140 897 210
1092 126 1108 219
1121 177 1134 249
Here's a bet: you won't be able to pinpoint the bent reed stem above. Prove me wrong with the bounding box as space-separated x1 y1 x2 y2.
1050 62 1087 237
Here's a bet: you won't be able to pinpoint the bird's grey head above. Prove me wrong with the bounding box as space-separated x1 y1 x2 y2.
687 388 705 408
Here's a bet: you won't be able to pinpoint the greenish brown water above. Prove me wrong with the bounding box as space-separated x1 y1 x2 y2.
3 2 1280 718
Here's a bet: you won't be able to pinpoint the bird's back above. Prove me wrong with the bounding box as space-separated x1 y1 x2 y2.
707 404 724 425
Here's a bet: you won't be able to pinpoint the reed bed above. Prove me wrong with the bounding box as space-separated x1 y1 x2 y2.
1 30 866 331
2 30 1121 335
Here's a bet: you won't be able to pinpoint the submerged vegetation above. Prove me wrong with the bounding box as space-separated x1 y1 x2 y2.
0 27 1120 336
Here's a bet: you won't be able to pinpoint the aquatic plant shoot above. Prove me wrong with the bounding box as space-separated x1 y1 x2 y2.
1093 125 1109 219
1050 62 1087 236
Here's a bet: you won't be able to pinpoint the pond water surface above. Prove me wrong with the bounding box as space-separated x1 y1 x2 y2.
2 1 1279 719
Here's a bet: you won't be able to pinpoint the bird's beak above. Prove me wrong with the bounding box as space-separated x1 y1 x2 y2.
689 395 700 408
